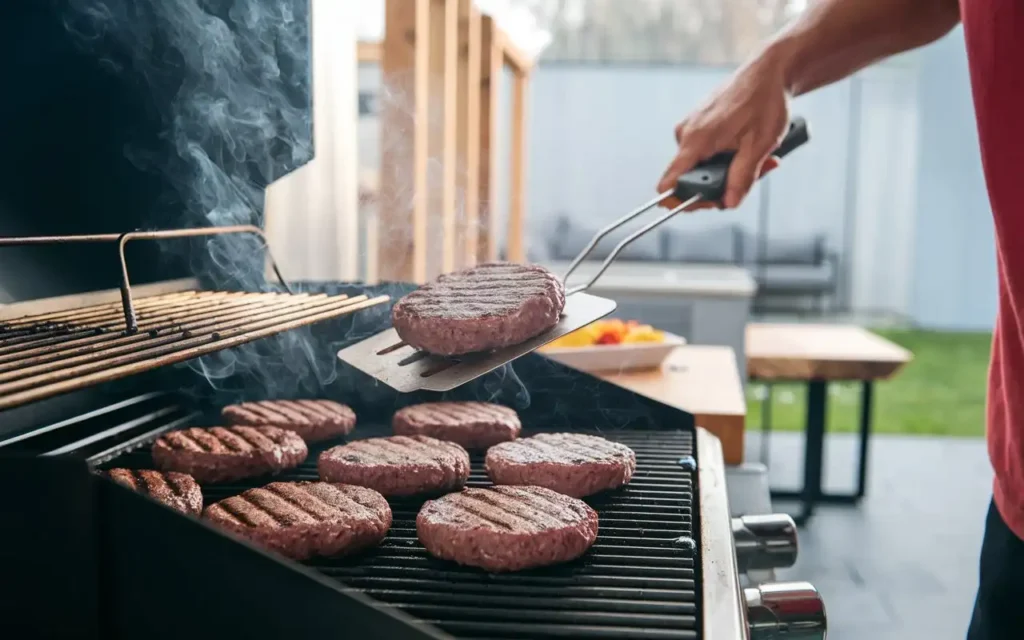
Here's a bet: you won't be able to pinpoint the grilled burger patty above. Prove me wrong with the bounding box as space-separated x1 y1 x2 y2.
203 482 392 561
417 485 599 572
392 401 522 449
485 432 636 498
391 262 566 356
222 399 356 443
152 426 308 484
102 468 203 515
318 435 470 497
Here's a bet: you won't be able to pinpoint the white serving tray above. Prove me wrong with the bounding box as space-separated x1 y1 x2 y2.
539 332 687 373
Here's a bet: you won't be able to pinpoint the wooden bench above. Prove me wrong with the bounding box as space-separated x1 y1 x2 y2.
598 345 746 465
746 323 912 525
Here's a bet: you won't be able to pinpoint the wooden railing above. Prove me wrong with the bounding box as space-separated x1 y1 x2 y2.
359 0 534 284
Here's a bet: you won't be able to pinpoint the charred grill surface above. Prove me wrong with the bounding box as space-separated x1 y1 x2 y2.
105 422 700 639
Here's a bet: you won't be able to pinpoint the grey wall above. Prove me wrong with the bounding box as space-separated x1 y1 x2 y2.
910 28 997 331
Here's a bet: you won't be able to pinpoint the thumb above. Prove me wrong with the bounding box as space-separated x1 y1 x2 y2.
723 143 771 208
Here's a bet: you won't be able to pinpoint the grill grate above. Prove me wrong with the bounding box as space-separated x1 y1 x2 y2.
106 424 700 639
0 291 388 411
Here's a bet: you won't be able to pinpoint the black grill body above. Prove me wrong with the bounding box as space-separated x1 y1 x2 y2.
0 282 701 640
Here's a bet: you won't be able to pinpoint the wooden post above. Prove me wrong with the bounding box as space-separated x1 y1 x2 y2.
427 0 459 278
477 16 502 264
379 0 430 283
507 70 529 263
456 0 481 269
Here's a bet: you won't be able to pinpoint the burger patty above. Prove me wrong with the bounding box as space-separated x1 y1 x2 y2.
391 262 566 356
392 401 521 449
152 426 308 484
318 435 470 497
417 485 599 572
203 482 391 561
101 468 203 515
222 399 356 443
485 432 636 498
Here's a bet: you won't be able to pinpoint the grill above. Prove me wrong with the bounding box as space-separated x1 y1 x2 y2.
104 423 700 639
0 226 389 411
0 281 824 640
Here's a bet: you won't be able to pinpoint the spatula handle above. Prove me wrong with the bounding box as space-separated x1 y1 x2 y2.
674 117 810 203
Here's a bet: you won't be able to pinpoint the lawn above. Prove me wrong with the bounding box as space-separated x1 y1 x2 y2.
745 329 992 438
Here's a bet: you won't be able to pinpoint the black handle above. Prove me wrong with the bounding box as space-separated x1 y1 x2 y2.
674 116 810 204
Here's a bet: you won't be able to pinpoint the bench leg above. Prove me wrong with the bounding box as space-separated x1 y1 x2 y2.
768 379 828 526
856 381 874 499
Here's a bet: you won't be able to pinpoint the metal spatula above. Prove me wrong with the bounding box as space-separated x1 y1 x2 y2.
339 118 810 393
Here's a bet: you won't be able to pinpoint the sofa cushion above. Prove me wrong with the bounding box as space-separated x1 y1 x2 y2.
549 216 663 262
664 225 740 263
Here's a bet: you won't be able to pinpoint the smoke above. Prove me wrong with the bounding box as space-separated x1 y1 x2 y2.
62 0 324 398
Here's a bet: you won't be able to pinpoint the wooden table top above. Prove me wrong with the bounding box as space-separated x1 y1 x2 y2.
746 323 912 381
598 345 747 465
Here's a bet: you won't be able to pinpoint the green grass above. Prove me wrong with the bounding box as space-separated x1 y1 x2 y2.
745 329 992 438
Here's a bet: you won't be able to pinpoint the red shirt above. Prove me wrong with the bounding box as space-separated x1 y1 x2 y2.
961 0 1024 539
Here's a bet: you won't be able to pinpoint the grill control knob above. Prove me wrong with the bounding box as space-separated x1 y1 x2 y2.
745 581 827 640
732 514 798 574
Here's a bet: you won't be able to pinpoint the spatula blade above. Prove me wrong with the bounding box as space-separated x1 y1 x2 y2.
337 292 617 393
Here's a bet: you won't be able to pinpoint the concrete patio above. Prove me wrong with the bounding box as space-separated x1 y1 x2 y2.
747 430 992 640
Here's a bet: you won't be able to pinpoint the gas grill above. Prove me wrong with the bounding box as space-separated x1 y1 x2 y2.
0 273 827 640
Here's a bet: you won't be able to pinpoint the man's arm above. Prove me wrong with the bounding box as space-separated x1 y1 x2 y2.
772 0 961 96
658 0 961 209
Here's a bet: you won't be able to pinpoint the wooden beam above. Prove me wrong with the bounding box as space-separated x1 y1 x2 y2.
501 38 533 75
356 40 382 64
506 69 529 263
456 0 481 269
427 0 459 278
379 0 430 283
477 16 502 264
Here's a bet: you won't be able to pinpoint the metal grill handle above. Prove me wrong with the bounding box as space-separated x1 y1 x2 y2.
0 225 291 333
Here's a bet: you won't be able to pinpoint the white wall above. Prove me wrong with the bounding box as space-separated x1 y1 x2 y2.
265 0 360 282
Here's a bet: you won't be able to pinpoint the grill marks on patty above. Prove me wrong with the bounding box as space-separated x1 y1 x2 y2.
391 262 566 355
393 401 522 449
398 263 563 320
417 485 599 572
208 483 383 529
160 426 280 454
318 435 471 497
437 486 586 532
152 426 308 484
102 468 203 515
204 482 392 561
485 433 637 498
222 400 356 443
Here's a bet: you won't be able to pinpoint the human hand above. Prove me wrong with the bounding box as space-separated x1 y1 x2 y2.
657 55 791 211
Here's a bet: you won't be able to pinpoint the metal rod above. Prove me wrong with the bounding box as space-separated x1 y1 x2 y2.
0 295 328 383
562 190 674 283
0 295 390 411
0 225 292 333
566 195 700 296
0 294 387 399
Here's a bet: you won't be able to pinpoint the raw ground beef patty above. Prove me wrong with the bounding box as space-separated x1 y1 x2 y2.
417 485 599 572
203 482 391 561
151 426 308 484
392 401 521 449
101 468 203 515
222 399 356 443
318 435 470 497
390 262 566 356
485 432 636 498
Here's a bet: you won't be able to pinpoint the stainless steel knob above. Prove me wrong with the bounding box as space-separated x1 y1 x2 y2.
745 581 827 640
732 514 798 574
